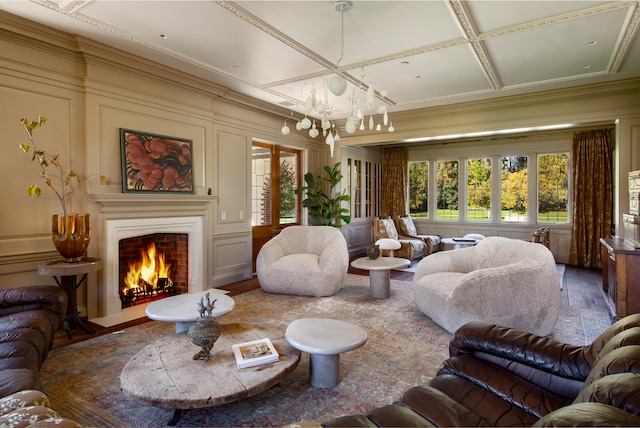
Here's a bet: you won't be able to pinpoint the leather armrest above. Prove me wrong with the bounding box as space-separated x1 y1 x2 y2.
449 321 592 380
533 402 640 427
0 286 67 324
576 373 640 414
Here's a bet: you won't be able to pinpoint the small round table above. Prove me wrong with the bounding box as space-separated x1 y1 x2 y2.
350 256 411 298
441 237 479 250
285 318 367 388
145 289 235 333
38 257 102 339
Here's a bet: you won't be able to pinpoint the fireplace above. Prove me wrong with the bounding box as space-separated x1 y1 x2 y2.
88 194 214 326
119 233 189 308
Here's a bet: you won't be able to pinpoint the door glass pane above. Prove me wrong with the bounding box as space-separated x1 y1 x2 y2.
279 151 298 224
251 146 272 226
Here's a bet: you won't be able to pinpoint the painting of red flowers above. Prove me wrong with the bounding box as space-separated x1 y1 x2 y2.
120 129 193 193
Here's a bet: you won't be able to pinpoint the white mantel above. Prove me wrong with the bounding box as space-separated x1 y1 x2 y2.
87 193 216 325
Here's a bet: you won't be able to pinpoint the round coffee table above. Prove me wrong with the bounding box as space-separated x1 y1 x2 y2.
120 322 300 425
145 288 235 333
350 256 411 298
285 318 367 388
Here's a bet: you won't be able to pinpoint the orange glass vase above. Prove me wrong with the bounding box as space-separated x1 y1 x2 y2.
51 213 91 262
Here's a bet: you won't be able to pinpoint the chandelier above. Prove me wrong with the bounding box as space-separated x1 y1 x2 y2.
280 1 394 155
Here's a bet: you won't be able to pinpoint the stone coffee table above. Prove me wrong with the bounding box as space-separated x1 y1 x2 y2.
120 322 300 425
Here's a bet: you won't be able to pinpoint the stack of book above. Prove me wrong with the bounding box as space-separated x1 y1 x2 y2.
232 338 279 368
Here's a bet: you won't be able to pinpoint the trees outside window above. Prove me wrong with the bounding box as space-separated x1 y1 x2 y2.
501 156 528 222
538 153 569 223
437 160 458 220
467 158 491 221
409 161 429 217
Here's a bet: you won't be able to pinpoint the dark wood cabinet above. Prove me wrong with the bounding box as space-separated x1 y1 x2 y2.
600 237 640 317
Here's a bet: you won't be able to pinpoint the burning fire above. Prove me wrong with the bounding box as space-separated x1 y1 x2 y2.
123 242 172 295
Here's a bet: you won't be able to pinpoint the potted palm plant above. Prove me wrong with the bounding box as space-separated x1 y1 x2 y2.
19 115 90 262
296 162 351 227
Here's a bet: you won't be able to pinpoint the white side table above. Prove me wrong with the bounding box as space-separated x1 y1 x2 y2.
350 256 411 298
285 318 367 388
441 237 479 250
145 288 235 333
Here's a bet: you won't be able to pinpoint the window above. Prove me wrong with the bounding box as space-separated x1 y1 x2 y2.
501 156 528 222
538 153 569 223
467 158 491 221
409 161 429 218
251 143 301 227
437 160 458 220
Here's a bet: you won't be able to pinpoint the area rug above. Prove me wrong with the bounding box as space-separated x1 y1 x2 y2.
40 274 610 428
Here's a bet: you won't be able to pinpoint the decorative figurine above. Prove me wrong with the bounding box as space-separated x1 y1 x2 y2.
188 292 220 361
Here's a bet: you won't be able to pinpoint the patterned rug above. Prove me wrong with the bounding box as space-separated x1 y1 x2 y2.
40 274 611 427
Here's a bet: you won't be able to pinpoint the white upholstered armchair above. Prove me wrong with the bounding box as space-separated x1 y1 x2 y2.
256 226 349 297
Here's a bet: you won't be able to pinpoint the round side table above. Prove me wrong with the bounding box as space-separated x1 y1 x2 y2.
38 257 102 339
285 318 367 388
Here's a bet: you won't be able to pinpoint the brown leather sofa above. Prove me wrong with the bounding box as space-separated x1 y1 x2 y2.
0 285 67 397
324 314 640 427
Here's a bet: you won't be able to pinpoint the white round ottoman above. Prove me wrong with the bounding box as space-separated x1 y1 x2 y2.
285 318 367 388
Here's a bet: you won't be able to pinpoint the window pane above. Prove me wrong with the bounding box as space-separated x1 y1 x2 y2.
467 158 491 221
538 153 568 223
409 161 429 218
251 146 272 226
437 160 459 220
501 156 528 222
279 151 298 225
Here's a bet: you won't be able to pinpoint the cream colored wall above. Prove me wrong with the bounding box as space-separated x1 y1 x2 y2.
0 13 322 318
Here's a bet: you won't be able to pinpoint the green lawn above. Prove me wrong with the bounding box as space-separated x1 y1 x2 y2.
410 209 568 223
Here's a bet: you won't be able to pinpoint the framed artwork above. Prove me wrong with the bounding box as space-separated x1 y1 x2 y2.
120 129 194 194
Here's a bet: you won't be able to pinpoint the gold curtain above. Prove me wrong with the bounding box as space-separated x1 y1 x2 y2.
569 129 613 268
380 147 408 218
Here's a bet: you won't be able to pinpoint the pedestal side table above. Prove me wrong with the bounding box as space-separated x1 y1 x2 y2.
285 318 367 388
350 256 411 298
145 288 235 333
38 257 102 339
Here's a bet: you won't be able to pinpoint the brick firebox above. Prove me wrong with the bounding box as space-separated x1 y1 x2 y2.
119 233 189 308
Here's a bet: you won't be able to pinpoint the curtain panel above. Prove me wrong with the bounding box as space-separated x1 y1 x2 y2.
380 147 408 219
569 129 613 268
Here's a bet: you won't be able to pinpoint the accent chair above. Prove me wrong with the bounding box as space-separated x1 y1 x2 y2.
395 215 441 254
256 226 349 297
373 217 427 260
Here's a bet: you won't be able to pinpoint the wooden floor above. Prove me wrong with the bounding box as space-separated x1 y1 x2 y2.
52 263 609 350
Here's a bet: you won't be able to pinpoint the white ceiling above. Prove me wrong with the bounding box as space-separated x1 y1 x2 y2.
2 0 640 124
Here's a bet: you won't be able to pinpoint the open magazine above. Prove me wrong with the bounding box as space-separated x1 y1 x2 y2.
232 338 279 368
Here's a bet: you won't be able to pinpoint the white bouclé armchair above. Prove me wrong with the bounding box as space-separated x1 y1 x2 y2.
256 226 349 297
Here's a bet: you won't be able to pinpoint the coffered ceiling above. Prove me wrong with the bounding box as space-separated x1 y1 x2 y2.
2 1 640 124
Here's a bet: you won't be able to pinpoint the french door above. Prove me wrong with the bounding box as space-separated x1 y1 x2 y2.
251 142 301 272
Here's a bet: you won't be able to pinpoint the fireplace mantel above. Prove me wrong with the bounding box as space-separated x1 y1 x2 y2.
87 193 217 325
89 193 217 213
